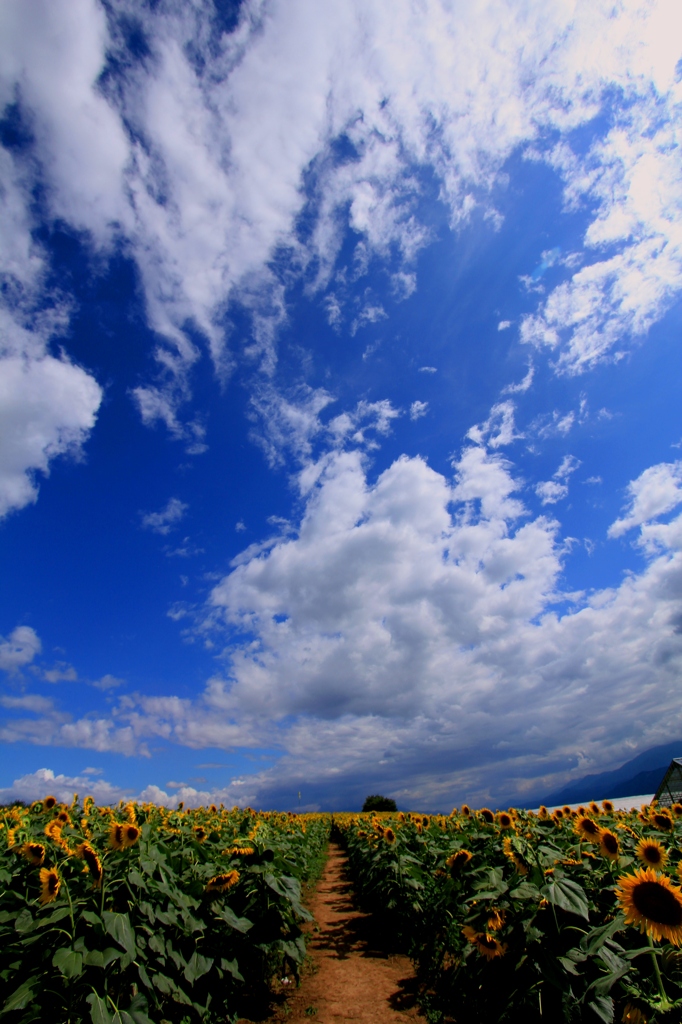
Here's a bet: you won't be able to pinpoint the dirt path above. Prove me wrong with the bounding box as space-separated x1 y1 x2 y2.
270 843 420 1024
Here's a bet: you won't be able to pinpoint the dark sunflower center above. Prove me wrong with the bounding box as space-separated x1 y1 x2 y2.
633 881 682 926
478 934 497 950
643 847 662 864
48 875 58 894
582 819 600 835
602 834 618 854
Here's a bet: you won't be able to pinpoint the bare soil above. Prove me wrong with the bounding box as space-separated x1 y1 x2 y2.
241 842 420 1024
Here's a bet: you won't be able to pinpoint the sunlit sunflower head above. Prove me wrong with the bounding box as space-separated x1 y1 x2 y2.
479 808 495 825
575 815 602 840
21 843 45 866
487 908 506 932
206 870 240 894
39 867 61 904
43 796 57 811
384 827 396 844
562 806 574 817
446 849 472 876
123 825 141 848
55 810 70 825
577 806 587 816
589 802 601 816
671 803 682 819
496 812 514 830
616 867 682 945
461 925 507 961
193 826 207 843
538 805 549 820
209 804 217 813
636 838 668 870
75 842 103 887
602 800 614 814
108 822 126 850
599 829 620 861
552 809 564 822
651 811 673 832
460 804 471 817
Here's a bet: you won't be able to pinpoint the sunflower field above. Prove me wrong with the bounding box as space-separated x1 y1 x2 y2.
337 802 682 1024
0 796 330 1024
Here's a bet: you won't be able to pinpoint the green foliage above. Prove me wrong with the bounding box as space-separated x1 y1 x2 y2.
0 799 330 1023
337 806 682 1023
361 795 397 812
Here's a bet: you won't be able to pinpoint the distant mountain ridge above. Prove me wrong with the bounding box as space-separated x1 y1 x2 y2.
538 741 682 807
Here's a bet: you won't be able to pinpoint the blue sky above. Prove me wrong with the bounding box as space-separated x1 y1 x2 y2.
1 0 681 811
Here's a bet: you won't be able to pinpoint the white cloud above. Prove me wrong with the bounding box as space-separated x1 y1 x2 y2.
535 480 568 506
1 0 678 446
502 364 534 394
0 350 103 519
609 461 682 538
91 674 124 692
0 767 128 806
3 450 682 808
535 454 580 505
497 320 511 331
467 401 521 449
43 663 77 684
141 497 189 535
418 365 437 373
0 625 41 673
409 400 428 421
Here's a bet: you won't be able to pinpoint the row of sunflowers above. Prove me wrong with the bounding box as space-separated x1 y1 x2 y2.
0 795 330 1023
336 801 682 1024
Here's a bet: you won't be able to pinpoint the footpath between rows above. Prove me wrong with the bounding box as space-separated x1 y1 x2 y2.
242 842 420 1024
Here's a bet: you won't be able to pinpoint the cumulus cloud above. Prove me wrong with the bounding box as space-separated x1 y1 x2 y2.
141 497 189 535
0 349 103 519
409 400 428 420
1 0 679 448
3 448 682 807
609 461 682 539
0 625 41 673
0 767 128 806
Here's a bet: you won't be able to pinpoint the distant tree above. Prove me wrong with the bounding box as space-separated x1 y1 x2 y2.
362 794 397 812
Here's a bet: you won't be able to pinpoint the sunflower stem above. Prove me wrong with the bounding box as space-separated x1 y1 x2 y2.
647 932 671 1009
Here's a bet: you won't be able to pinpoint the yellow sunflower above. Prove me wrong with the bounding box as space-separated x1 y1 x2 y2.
384 827 396 844
108 822 126 850
598 829 620 861
43 796 57 811
20 843 45 866
206 870 240 893
616 868 682 944
502 836 529 876
575 815 602 841
75 842 103 888
621 1004 648 1024
462 925 507 960
122 824 141 848
496 812 514 830
602 800 614 814
487 908 506 932
651 811 674 832
478 808 495 824
636 838 668 870
39 867 61 904
446 849 473 876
